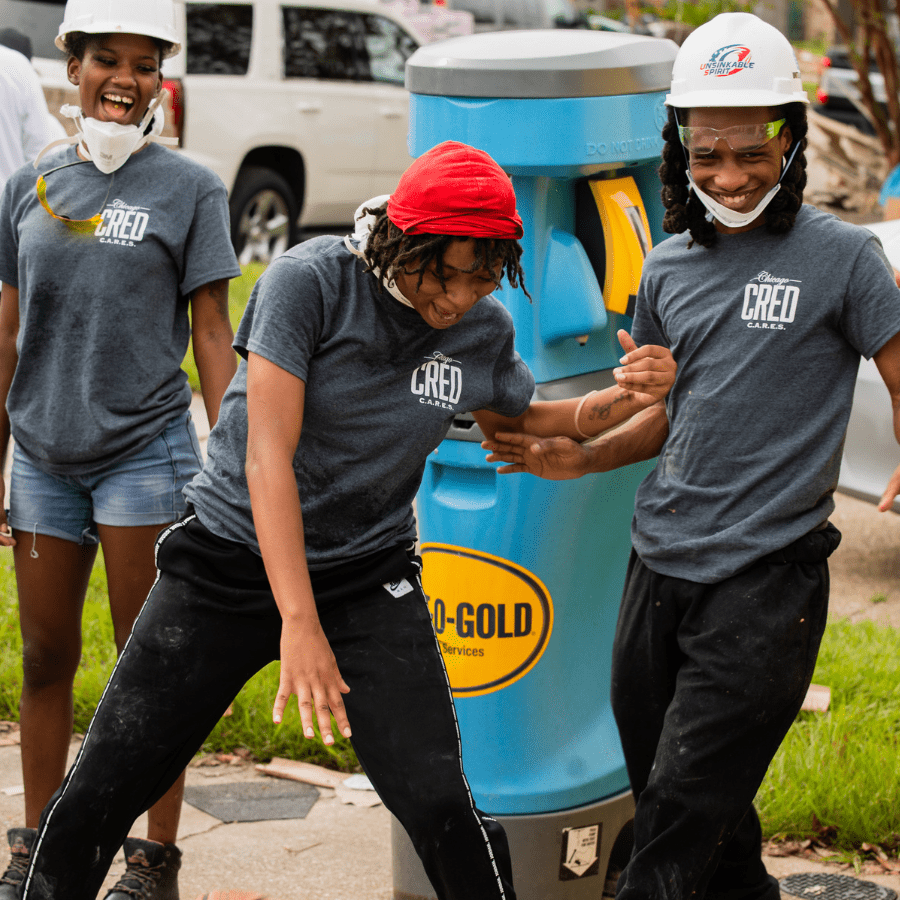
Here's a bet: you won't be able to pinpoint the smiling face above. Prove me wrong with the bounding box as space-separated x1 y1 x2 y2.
67 33 162 127
393 238 501 330
686 105 792 234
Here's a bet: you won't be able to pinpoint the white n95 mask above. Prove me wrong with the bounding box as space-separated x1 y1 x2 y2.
34 90 177 174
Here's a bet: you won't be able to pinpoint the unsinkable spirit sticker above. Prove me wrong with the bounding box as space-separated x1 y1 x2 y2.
421 544 554 697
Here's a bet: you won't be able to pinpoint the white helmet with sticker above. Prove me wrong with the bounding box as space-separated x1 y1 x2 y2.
666 12 808 108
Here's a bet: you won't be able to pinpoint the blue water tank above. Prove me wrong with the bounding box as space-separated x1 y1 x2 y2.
396 29 678 900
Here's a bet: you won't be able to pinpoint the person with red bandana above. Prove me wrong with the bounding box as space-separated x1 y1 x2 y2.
17 141 675 900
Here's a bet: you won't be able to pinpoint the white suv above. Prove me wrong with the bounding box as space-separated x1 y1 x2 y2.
1 0 421 263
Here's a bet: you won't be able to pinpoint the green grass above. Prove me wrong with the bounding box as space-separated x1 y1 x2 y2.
646 0 749 27
757 619 900 853
0 541 357 770
794 37 830 57
199 661 356 769
181 262 266 392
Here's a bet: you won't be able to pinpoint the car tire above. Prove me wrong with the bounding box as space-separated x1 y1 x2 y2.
230 166 299 266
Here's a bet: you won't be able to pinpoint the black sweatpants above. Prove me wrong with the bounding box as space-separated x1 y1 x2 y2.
611 523 841 900
22 513 515 900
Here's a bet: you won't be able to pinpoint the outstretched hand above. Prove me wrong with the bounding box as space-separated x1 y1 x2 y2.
483 431 591 480
274 619 352 746
613 329 676 405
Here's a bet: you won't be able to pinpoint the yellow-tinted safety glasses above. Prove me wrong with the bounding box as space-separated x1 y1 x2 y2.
678 119 787 156
36 160 112 234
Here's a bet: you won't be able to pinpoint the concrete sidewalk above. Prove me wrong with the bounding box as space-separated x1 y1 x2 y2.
0 737 394 900
2 731 900 900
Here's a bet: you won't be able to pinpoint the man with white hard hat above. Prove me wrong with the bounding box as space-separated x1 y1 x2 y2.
484 12 900 900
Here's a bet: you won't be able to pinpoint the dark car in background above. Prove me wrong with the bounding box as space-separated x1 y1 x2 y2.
815 43 882 134
815 16 900 136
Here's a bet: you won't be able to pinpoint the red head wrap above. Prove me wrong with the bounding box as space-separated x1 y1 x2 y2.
387 141 524 240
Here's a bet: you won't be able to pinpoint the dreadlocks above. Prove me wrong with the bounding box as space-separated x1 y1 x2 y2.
363 203 529 298
658 102 808 249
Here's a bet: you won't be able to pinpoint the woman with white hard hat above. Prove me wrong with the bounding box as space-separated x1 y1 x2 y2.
0 0 240 898
485 11 900 900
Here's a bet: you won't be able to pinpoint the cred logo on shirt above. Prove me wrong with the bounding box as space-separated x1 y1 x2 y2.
95 199 150 247
741 271 801 330
411 352 462 410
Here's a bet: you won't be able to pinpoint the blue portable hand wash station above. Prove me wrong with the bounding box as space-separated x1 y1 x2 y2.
391 29 678 899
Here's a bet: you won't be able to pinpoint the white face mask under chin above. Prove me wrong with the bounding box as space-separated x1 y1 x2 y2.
80 117 151 174
34 91 177 174
687 172 781 229
686 141 800 230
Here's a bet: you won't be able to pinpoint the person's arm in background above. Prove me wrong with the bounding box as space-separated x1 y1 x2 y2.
245 351 351 745
873 329 900 511
15 56 60 161
474 329 675 446
0 284 18 545
190 278 236 428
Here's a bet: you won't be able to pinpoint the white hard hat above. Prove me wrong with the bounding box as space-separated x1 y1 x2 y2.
56 0 181 58
666 12 808 108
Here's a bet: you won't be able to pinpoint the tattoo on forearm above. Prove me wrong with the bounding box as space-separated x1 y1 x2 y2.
586 390 632 424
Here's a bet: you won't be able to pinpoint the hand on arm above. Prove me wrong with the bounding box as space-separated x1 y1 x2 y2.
483 402 670 481
475 329 675 445
873 330 900 511
190 278 237 428
245 353 350 743
0 285 19 546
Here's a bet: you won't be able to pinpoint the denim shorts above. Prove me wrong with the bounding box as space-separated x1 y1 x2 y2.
8 413 203 545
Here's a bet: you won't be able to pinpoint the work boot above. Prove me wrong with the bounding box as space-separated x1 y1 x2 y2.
0 827 37 900
104 838 181 900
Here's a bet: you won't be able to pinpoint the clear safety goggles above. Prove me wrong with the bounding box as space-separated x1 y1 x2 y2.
677 118 786 155
35 159 113 234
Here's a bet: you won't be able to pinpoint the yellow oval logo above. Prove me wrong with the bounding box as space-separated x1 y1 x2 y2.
422 543 554 697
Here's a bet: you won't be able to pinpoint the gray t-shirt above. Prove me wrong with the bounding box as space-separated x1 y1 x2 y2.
631 204 900 583
0 144 240 474
185 236 534 568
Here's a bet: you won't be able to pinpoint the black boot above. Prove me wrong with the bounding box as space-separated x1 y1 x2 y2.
104 838 181 900
0 828 37 900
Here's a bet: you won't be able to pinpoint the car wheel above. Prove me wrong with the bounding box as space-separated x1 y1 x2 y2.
230 167 299 266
